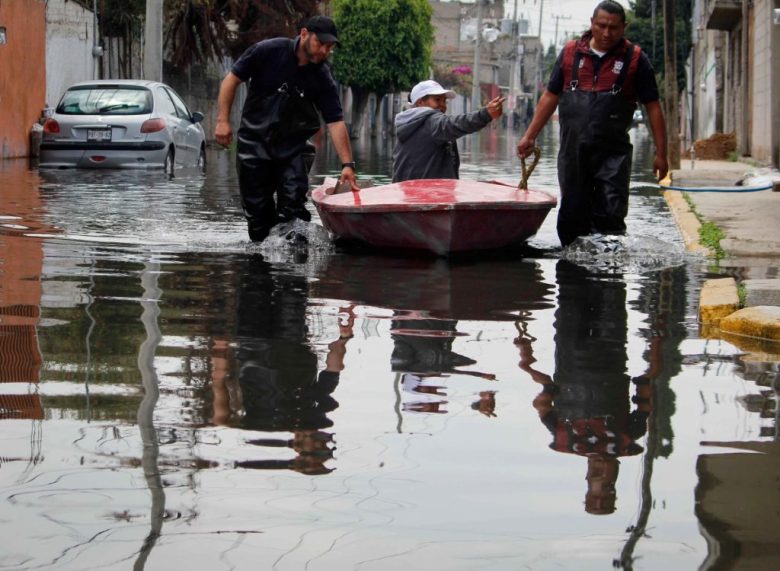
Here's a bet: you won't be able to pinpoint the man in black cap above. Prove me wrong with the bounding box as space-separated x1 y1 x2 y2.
216 15 359 243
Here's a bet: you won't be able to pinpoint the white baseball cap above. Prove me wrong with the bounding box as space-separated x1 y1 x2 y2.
409 80 456 105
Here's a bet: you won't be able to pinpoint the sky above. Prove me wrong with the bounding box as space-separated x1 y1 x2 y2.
503 0 608 47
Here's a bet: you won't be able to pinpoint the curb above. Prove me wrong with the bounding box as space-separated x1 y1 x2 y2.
699 277 780 348
665 187 780 348
662 190 711 254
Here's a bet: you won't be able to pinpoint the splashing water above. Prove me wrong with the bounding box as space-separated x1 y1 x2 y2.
561 233 690 273
257 219 334 254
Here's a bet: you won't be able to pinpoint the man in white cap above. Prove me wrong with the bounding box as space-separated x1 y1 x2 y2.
392 80 505 182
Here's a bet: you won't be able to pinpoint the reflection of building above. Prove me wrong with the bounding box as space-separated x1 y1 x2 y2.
696 439 780 569
695 355 780 567
0 164 56 472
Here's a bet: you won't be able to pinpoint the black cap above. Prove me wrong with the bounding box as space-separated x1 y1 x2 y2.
303 15 339 45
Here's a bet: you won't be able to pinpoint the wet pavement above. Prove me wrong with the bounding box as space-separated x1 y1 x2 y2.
1 125 778 570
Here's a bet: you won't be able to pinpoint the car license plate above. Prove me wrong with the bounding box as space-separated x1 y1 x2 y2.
87 128 112 142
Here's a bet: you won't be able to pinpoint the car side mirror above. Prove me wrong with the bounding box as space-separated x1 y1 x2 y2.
191 111 205 123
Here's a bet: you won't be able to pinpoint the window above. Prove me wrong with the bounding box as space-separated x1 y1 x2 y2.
57 86 152 115
156 87 178 116
164 87 192 120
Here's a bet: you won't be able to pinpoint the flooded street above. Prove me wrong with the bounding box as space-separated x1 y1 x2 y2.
1 125 778 570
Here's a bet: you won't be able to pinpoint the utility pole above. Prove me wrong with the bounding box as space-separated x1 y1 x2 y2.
508 0 519 112
471 0 484 110
662 0 680 169
740 0 750 156
143 0 163 82
651 0 656 62
537 0 544 36
551 14 571 48
91 0 102 79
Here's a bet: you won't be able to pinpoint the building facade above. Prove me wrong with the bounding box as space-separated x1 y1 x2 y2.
428 0 543 111
0 0 47 159
687 0 780 167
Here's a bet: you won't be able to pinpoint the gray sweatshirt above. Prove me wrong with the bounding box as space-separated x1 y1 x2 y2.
392 106 492 182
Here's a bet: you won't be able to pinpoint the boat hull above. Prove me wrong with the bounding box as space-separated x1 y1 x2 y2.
312 178 556 255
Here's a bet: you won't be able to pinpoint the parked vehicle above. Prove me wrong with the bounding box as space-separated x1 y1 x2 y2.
39 80 206 172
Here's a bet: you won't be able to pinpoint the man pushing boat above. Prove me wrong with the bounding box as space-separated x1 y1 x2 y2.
517 0 668 247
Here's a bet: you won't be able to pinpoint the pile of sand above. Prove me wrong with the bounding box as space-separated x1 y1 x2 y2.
684 132 737 160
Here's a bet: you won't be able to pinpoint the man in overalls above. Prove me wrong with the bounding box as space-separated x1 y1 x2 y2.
517 1 668 247
215 16 359 243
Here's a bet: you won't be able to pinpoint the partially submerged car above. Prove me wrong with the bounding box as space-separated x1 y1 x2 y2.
39 79 206 171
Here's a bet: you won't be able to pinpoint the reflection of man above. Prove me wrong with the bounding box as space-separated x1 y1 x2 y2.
208 256 354 474
517 1 668 247
390 317 475 374
517 261 658 514
401 373 448 414
391 315 495 415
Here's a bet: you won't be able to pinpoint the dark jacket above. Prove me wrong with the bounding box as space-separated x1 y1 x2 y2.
392 106 492 182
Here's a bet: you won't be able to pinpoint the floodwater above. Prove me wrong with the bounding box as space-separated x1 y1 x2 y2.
1 124 778 570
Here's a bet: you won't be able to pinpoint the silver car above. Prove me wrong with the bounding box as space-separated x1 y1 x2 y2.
39 79 206 171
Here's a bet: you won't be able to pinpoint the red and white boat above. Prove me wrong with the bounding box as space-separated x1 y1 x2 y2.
311 177 557 255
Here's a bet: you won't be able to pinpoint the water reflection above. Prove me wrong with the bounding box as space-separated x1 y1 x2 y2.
2 126 779 568
0 162 52 479
224 255 350 474
312 253 554 425
523 261 651 515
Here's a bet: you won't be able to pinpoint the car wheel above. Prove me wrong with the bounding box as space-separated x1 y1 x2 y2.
164 147 175 175
197 146 206 173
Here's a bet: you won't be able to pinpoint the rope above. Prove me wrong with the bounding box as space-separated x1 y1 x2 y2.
518 146 541 190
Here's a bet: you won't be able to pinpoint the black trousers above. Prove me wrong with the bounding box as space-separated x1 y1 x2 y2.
237 152 311 241
556 90 635 247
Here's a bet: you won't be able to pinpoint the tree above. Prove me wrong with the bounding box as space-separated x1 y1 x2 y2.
331 0 434 137
626 0 691 91
164 0 327 69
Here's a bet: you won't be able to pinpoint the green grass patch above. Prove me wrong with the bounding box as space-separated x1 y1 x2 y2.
737 282 747 307
699 221 725 259
682 192 725 260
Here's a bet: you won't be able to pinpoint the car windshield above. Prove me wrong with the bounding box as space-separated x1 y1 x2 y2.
56 86 153 115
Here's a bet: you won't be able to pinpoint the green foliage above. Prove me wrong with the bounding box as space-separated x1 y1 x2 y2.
626 0 692 90
543 43 558 82
331 0 434 94
99 0 145 37
737 282 747 307
699 220 725 259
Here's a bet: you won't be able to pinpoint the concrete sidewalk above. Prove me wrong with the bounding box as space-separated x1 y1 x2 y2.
666 159 780 263
663 159 780 344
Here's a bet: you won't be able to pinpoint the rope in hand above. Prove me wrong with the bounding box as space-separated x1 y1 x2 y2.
518 146 541 190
